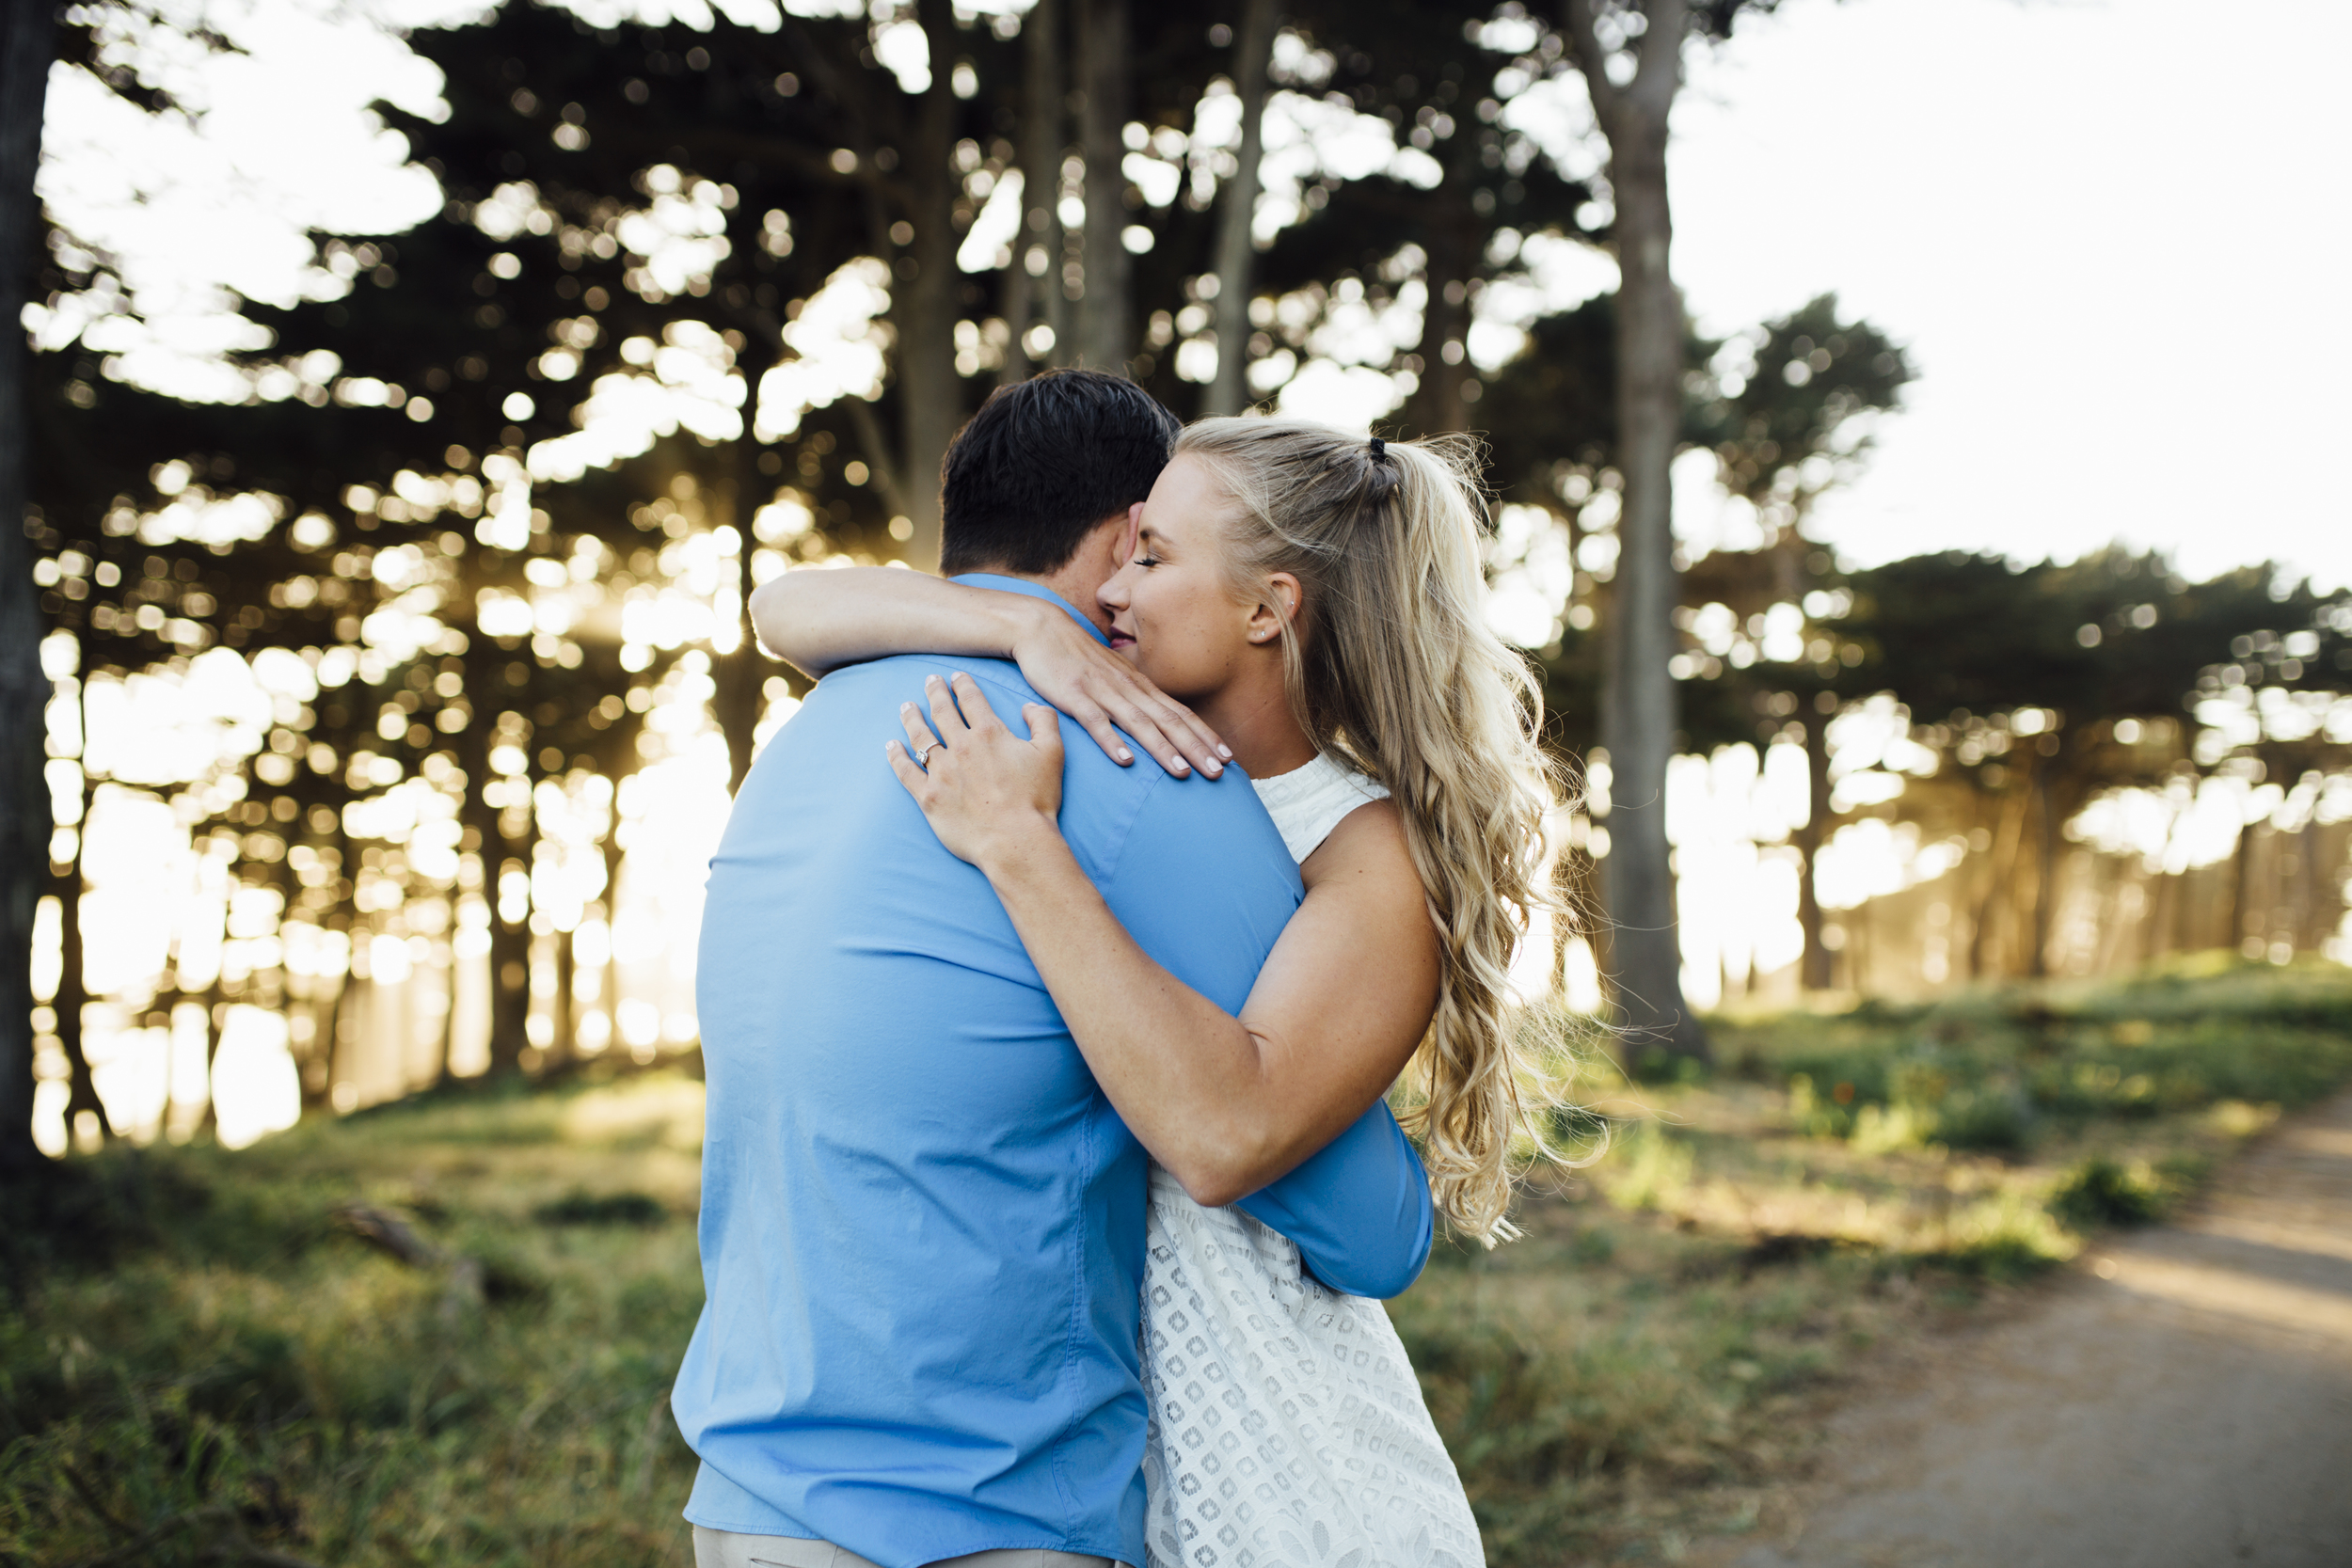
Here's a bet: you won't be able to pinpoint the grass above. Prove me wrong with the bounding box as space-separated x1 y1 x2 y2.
1 1072 708 1568
4 956 2349 1567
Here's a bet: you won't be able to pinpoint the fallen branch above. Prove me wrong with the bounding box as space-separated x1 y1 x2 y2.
332 1203 485 1317
331 1203 441 1268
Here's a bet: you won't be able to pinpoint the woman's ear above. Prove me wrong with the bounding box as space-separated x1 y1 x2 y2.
1245 572 1301 645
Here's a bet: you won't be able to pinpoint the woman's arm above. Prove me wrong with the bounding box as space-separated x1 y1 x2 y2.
751 566 1030 678
752 567 1228 777
887 673 1441 1207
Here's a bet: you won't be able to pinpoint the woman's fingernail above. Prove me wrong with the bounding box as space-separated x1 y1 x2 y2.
1204 760 1223 776
1116 749 1133 763
1217 744 1235 760
1170 758 1190 773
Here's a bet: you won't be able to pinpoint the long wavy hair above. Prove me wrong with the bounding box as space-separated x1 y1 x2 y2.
1174 417 1571 1242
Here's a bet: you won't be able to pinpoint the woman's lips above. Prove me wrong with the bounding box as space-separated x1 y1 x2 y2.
1108 631 1136 649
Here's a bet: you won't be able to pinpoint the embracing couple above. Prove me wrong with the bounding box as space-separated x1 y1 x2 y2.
673 371 1563 1568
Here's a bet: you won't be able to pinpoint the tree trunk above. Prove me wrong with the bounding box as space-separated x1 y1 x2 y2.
0 0 56 1174
997 214 1036 387
714 441 767 795
1405 176 1476 436
1968 782 2029 978
1569 0 1705 1060
2025 739 2086 979
1073 0 1131 371
1038 0 1075 370
1200 0 1274 418
51 835 109 1141
459 637 532 1075
1002 0 1066 383
888 0 965 568
2231 814 2260 958
551 925 575 1064
45 645 105 1140
1793 708 1832 990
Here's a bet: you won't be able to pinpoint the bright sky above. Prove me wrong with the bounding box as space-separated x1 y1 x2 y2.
1672 0 2352 591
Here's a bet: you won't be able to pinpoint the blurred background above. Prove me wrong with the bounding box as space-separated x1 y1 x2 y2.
5 0 2350 1563
15 0 2348 1152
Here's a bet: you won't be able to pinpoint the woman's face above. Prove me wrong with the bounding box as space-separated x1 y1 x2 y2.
1097 453 1270 703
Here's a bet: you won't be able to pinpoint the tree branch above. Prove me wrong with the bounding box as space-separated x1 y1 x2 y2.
1627 0 1687 120
1560 0 1623 126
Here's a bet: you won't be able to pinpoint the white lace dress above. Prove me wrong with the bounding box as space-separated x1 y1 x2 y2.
1140 754 1483 1568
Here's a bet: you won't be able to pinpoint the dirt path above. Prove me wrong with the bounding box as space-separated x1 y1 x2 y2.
1718 1087 2352 1568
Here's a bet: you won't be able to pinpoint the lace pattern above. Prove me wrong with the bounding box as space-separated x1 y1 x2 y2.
1140 1171 1481 1568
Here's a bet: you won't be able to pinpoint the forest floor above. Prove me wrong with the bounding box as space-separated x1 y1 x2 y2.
3 956 2350 1568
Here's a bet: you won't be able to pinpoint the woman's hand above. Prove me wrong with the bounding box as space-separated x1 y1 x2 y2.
886 673 1068 872
1007 598 1229 780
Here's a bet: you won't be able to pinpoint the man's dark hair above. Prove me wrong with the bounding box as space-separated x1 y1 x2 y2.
939 370 1181 576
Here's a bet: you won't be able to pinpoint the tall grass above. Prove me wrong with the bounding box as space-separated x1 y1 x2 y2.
2 1073 707 1567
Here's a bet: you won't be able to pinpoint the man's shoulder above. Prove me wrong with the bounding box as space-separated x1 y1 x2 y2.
803 650 1025 701
792 656 1286 860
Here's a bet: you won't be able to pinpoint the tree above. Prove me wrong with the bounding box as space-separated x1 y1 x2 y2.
0 0 56 1174
18 0 1862 1154
1200 0 1274 418
1561 0 1705 1057
1482 284 1907 1014
1833 550 2344 977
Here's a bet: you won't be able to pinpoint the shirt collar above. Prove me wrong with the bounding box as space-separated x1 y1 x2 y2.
949 573 1110 648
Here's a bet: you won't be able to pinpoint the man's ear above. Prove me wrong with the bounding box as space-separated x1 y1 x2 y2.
1085 511 1132 573
1245 572 1301 645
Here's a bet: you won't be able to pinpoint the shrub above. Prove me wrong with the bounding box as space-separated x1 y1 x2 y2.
2047 1157 2169 1230
532 1190 671 1227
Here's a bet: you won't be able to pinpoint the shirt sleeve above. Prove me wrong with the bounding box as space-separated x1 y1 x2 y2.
1097 770 1435 1302
1234 1103 1434 1299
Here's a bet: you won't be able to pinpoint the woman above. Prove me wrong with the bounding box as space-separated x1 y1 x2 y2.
756 418 1566 1568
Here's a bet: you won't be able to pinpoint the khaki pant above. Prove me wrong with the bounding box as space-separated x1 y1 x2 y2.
691 1527 1120 1568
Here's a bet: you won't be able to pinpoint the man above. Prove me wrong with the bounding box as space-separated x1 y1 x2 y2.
674 371 1432 1568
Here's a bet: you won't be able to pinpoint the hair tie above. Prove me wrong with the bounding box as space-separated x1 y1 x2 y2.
1369 436 1387 462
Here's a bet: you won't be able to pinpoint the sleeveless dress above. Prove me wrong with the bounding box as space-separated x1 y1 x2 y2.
1140 754 1484 1568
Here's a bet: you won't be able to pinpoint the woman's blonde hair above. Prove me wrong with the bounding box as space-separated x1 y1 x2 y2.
1174 416 1569 1243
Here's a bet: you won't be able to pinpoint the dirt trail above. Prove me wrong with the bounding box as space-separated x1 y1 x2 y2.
1720 1087 2352 1568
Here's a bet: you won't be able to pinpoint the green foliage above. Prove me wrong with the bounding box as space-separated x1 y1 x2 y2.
533 1189 672 1227
2045 1155 2204 1232
1597 1119 1694 1212
1740 960 2352 1159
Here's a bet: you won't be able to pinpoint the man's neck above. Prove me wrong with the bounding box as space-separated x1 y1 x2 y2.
956 562 1112 635
957 515 1126 634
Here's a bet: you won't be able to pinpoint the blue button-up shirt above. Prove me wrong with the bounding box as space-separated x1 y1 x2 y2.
674 578 1433 1568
